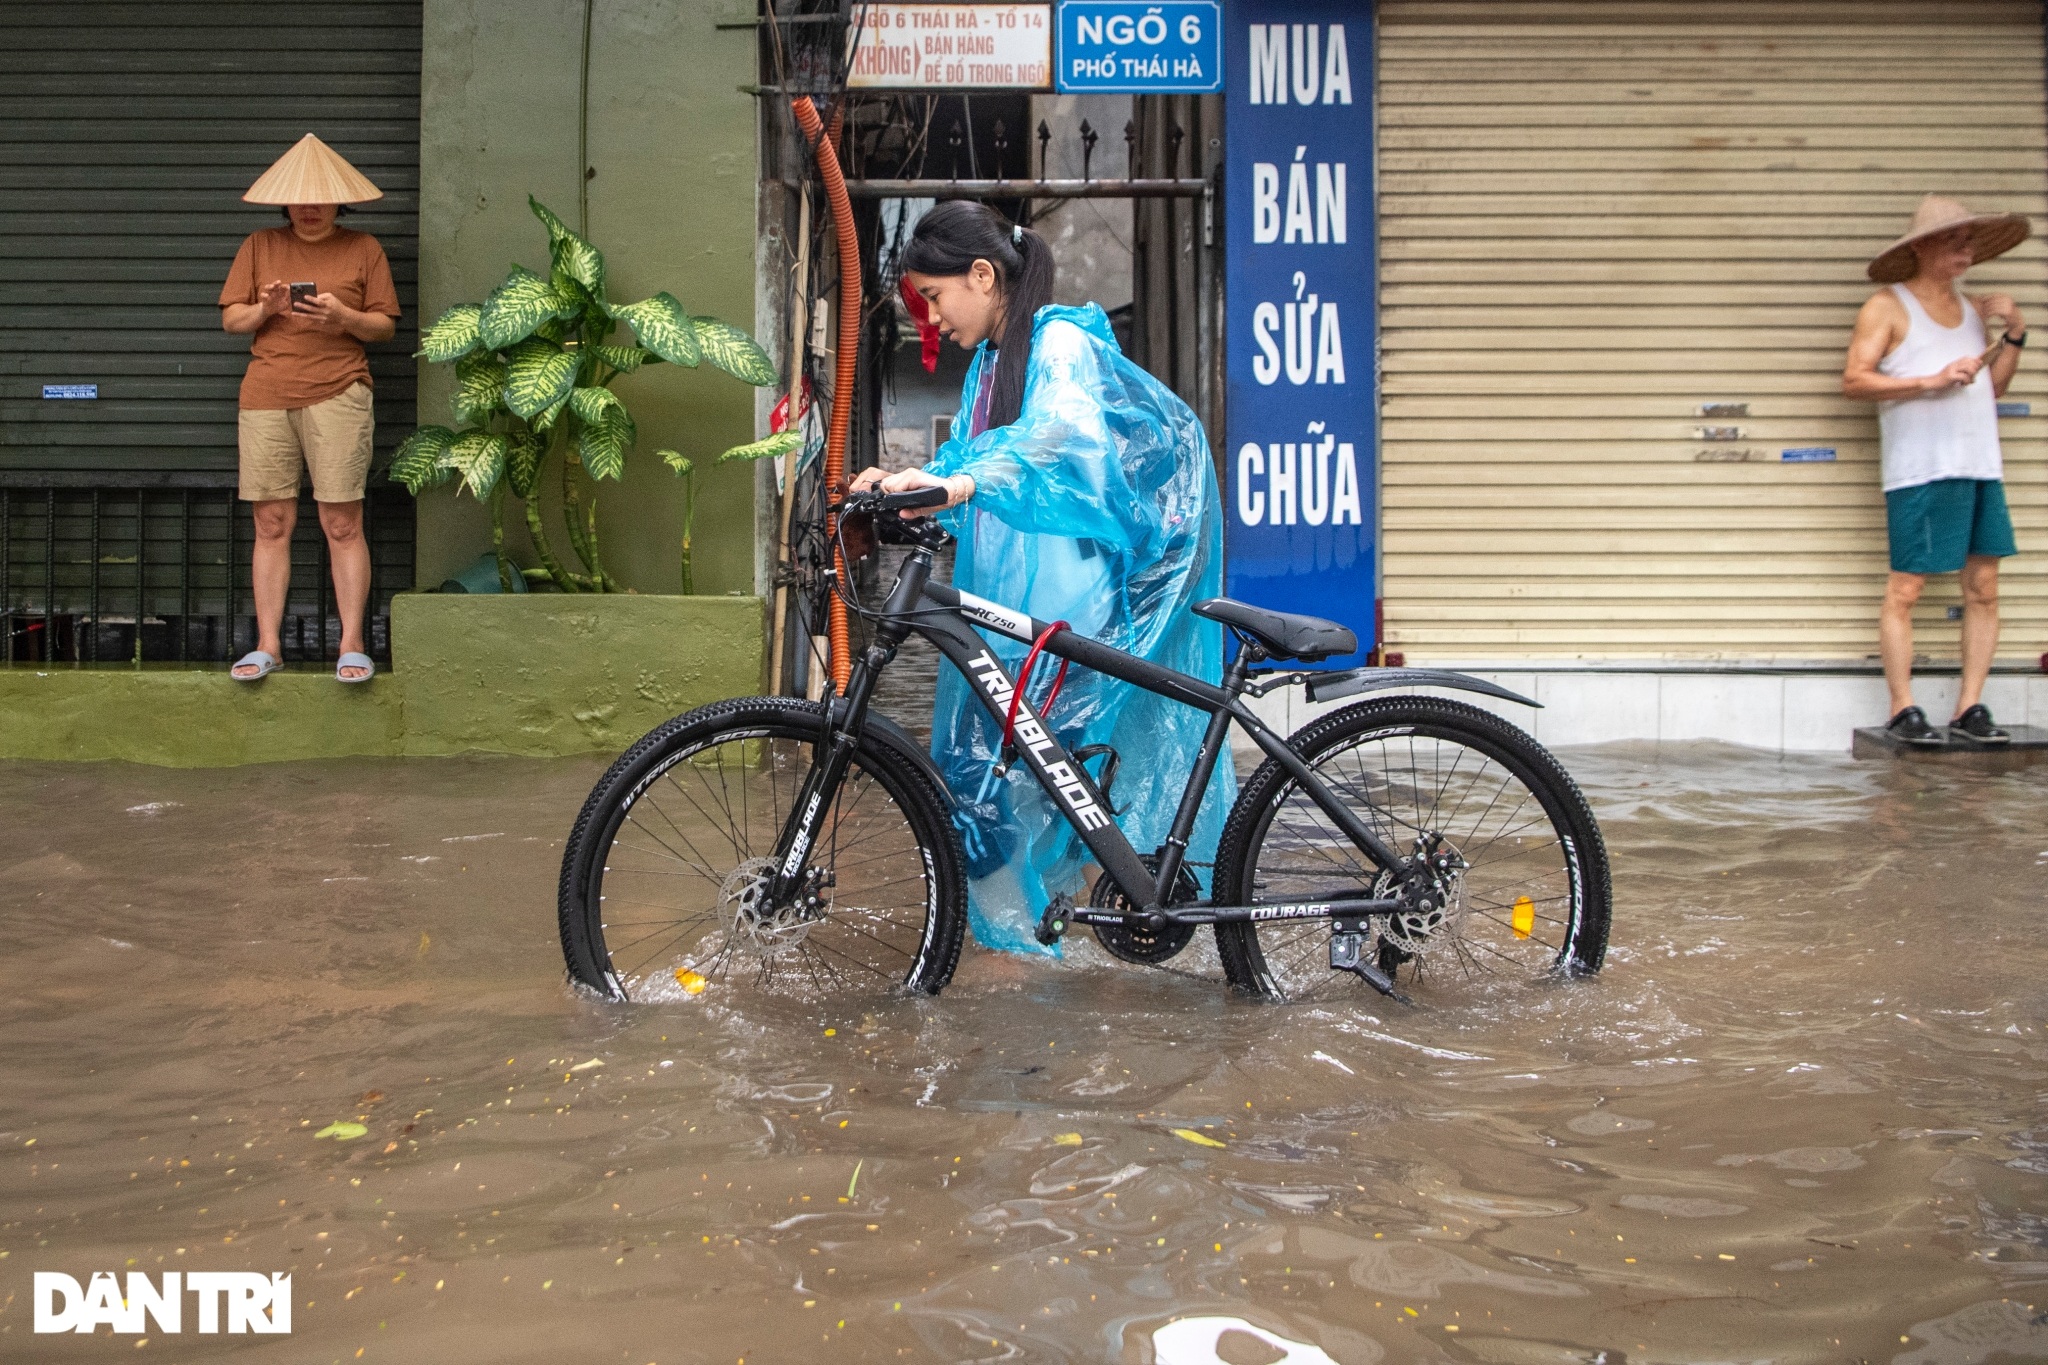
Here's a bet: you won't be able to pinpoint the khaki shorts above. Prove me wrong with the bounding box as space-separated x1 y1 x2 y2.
238 382 375 502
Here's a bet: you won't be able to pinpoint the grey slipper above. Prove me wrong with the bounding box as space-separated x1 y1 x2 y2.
336 652 375 684
231 650 280 681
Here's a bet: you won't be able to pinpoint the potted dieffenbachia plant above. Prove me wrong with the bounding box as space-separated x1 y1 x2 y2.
393 196 799 592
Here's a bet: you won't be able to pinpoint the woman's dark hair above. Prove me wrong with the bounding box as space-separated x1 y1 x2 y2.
901 201 1053 430
277 205 356 222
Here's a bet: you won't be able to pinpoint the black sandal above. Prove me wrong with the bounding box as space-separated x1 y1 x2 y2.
1885 706 1948 748
1949 704 2011 746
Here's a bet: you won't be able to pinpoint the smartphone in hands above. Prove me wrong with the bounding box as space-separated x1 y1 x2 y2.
289 282 318 310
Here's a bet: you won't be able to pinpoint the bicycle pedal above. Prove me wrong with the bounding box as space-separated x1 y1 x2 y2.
1035 894 1074 947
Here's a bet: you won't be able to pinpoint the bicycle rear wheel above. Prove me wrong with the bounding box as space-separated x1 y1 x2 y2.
1215 696 1610 1003
557 697 967 1001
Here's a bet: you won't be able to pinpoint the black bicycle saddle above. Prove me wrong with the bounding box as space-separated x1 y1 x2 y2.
1192 598 1358 662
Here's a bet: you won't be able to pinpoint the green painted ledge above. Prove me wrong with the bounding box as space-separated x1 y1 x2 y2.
0 594 765 767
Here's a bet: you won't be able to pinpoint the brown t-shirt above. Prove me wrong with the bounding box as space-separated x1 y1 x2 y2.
219 226 400 410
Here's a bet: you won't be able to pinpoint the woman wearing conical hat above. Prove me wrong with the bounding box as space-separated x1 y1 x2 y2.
219 134 400 684
1843 194 2030 748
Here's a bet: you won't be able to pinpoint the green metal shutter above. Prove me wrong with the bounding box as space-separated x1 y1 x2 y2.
0 0 421 475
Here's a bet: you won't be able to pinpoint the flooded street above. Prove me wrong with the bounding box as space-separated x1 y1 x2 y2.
3 744 2045 1363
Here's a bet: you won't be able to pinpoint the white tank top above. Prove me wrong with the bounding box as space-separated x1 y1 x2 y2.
1876 283 2002 491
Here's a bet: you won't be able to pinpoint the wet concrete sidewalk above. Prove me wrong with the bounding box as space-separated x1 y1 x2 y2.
1 746 2044 1363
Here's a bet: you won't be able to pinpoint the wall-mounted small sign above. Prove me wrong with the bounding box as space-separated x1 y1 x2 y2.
1997 401 2030 418
849 3 1051 89
1056 1 1222 93
1699 401 1748 418
1781 447 1836 463
42 383 98 399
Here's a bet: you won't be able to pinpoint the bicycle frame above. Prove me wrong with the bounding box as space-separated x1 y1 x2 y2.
764 539 1413 931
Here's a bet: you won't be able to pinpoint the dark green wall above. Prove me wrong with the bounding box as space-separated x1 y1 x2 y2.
416 0 762 596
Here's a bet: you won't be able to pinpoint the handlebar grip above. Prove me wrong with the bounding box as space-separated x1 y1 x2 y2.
879 485 949 511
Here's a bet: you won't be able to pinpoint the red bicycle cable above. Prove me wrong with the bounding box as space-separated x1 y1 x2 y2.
1000 621 1072 754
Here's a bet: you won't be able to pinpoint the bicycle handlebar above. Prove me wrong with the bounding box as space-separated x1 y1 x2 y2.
836 485 949 515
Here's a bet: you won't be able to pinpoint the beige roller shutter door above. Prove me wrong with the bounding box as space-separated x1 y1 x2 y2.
1377 0 2047 664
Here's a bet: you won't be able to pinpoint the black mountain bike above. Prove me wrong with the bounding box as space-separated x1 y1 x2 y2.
557 487 1610 1004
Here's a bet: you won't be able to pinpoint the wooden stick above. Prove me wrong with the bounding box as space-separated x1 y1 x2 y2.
769 187 811 696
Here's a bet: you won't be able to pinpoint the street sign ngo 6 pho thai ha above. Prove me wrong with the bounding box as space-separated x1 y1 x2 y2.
1224 1 1371 660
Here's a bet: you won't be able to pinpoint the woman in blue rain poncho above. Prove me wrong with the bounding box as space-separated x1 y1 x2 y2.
851 201 1233 954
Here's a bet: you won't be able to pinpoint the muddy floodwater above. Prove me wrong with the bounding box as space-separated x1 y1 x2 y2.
3 744 2045 1363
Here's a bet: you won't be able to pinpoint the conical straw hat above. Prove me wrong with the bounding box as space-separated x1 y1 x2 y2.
1868 194 2028 283
243 134 383 206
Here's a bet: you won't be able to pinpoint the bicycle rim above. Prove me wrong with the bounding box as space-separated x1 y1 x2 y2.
580 723 947 999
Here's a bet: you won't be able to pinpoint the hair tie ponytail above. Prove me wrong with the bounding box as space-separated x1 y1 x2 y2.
1012 223 1022 245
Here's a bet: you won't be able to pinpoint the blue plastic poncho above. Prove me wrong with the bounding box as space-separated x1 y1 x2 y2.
923 303 1235 954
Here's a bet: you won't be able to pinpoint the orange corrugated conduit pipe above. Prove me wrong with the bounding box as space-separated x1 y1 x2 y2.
792 97 857 691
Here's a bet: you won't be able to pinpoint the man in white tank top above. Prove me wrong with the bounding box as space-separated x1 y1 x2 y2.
1843 196 2028 747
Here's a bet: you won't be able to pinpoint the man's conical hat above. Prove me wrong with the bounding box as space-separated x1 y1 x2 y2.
1867 194 2029 283
243 134 382 206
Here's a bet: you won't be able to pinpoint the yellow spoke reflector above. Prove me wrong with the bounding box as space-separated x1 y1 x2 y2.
1511 895 1535 939
675 968 708 994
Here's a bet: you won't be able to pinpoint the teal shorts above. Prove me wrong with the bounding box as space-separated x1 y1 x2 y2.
1885 478 2017 575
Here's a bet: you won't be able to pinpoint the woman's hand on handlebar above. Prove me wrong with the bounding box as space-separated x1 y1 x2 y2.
865 466 975 518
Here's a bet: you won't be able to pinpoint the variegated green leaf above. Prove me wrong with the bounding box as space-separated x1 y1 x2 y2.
443 429 509 500
577 407 635 481
479 266 565 350
716 429 804 464
390 425 457 492
501 338 580 418
660 449 693 477
534 313 575 343
505 430 546 498
418 303 483 362
550 271 595 323
592 344 658 373
530 197 607 301
450 351 508 424
567 385 624 425
610 292 700 367
532 393 570 433
692 316 778 386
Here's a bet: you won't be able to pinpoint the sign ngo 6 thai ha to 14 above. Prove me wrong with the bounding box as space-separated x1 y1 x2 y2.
1223 1 1370 660
849 4 1052 88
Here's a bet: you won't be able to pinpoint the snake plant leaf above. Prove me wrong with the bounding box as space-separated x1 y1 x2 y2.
716 429 804 464
610 292 701 367
418 303 483 362
501 338 580 418
505 429 546 498
479 266 566 350
577 407 635 481
567 384 625 425
660 449 693 476
450 351 508 424
443 429 509 500
691 316 779 386
390 425 458 493
592 344 659 373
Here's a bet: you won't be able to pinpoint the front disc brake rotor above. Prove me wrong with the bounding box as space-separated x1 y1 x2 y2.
719 855 813 958
1089 860 1200 965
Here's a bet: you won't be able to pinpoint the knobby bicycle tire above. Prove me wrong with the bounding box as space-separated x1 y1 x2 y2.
1214 696 1611 1002
557 697 968 1001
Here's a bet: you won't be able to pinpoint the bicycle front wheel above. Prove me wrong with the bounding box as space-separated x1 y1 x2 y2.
1215 696 1610 1003
557 697 967 1001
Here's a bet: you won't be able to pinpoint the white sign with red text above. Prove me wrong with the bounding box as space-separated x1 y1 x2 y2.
849 4 1051 89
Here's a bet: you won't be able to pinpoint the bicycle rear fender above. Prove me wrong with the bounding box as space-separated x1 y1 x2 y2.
1304 668 1540 709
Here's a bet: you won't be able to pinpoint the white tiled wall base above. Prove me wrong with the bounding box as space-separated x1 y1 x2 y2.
1234 671 2048 756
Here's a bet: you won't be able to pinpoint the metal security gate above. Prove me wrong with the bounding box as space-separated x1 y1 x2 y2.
0 0 422 663
1377 0 2048 665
